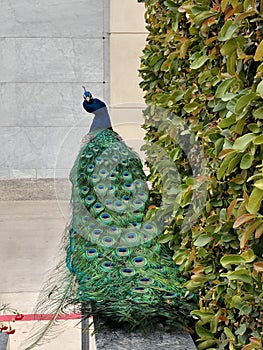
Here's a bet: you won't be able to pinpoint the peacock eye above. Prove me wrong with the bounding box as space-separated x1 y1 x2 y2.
93 229 101 236
118 248 127 253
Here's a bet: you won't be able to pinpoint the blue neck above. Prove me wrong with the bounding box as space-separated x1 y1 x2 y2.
83 99 112 133
89 107 112 133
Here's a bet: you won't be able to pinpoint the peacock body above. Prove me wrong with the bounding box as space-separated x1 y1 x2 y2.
65 91 195 329
21 91 195 350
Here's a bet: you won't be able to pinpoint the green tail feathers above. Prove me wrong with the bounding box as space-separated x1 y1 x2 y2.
20 129 196 350
67 128 196 329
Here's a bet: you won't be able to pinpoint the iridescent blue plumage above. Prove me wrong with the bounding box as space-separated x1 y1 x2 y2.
65 91 196 329
21 92 196 350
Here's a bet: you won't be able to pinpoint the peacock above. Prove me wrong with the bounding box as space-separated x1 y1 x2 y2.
21 89 196 350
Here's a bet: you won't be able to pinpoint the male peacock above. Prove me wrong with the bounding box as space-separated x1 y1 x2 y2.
22 90 195 350
66 89 196 327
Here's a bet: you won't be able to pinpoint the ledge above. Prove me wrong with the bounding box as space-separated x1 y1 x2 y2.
0 333 9 350
0 179 70 200
94 321 196 350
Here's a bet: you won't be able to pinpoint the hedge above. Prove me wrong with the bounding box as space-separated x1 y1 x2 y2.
138 1 263 349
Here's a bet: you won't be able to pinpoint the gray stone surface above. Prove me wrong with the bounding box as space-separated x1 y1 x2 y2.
0 333 9 350
0 83 107 127
95 326 196 350
0 179 70 200
0 200 80 349
0 0 104 38
0 200 67 293
0 0 109 179
0 125 92 179
0 38 103 83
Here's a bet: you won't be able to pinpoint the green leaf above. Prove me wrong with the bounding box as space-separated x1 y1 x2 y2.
240 153 253 170
218 21 239 41
190 55 209 69
230 295 242 307
226 95 240 113
247 187 263 214
221 0 229 12
252 107 263 119
226 269 252 283
241 249 256 263
254 39 263 61
240 219 262 248
215 79 236 98
194 234 211 247
235 118 246 134
221 37 245 56
219 148 236 159
247 123 260 133
158 233 174 243
153 59 165 73
195 324 214 339
254 134 263 145
232 133 255 152
194 11 215 26
227 153 242 174
224 327 235 341
254 179 263 190
235 323 247 336
235 93 257 113
226 50 237 75
184 102 200 113
165 0 178 12
255 224 263 239
220 255 246 268
149 55 162 67
256 80 263 95
190 309 215 324
197 340 217 350
222 92 236 101
217 152 236 180
210 310 221 333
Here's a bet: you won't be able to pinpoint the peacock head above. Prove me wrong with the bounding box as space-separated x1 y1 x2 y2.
82 86 93 103
82 88 106 114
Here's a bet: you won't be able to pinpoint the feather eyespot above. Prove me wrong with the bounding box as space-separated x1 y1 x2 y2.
139 277 152 285
163 292 177 299
121 268 135 276
133 257 146 266
133 287 147 293
101 261 114 271
82 216 89 223
86 248 97 258
102 236 115 247
93 229 102 236
116 247 129 257
81 186 89 195
86 152 93 158
87 164 94 172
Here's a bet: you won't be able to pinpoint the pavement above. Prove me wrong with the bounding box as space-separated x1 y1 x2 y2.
0 180 96 349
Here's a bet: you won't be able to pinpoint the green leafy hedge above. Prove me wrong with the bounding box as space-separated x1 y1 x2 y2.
138 1 263 349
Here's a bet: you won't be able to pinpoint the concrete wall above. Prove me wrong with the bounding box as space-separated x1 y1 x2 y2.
0 0 147 179
0 0 109 179
110 0 147 159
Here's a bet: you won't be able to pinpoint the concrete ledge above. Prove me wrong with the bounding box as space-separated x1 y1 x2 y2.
94 323 196 350
0 179 71 200
0 333 9 350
